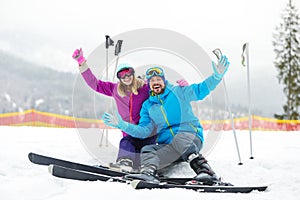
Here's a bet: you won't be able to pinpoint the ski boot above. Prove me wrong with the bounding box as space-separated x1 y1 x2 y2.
188 154 218 185
125 165 160 183
109 158 135 173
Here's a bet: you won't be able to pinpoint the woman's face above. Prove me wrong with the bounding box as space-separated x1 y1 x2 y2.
117 68 135 86
120 75 134 86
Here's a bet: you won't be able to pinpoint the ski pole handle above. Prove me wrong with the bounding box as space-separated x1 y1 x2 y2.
105 35 114 49
213 48 222 60
115 40 123 56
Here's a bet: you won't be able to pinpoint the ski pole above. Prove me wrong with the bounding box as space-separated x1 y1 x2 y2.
242 43 253 159
105 35 114 80
223 80 243 165
213 48 243 165
113 40 123 81
100 35 114 147
106 40 123 147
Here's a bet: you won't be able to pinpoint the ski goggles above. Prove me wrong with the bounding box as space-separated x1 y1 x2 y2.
117 67 135 79
145 67 164 80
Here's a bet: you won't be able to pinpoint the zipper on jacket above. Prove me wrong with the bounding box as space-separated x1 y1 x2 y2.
189 123 199 133
129 93 133 123
158 95 175 137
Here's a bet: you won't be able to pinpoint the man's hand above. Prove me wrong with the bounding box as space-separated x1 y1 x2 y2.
212 55 230 80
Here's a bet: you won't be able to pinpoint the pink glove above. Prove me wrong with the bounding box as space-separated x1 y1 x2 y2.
176 79 189 86
72 48 86 65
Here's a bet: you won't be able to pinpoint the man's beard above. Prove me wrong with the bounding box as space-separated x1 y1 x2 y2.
152 84 165 95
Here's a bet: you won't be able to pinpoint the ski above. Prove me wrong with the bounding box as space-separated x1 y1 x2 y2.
48 164 267 193
131 180 268 193
28 152 125 177
30 152 268 193
48 164 126 182
49 164 193 185
28 152 191 184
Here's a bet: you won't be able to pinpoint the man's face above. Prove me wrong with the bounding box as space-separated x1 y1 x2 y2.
149 76 165 95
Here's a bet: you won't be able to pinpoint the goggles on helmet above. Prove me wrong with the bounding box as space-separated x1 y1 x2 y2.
117 67 135 79
145 67 164 80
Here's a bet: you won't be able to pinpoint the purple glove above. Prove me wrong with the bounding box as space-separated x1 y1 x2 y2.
72 48 86 65
176 79 189 86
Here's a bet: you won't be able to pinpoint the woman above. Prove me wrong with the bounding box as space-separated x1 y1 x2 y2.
72 48 187 172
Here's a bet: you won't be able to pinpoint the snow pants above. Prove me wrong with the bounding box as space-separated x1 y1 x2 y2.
140 132 202 170
117 135 156 169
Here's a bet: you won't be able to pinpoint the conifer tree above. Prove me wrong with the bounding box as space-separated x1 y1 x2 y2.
273 0 300 120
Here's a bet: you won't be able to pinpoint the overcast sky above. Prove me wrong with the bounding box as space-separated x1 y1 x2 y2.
0 0 294 71
0 0 299 116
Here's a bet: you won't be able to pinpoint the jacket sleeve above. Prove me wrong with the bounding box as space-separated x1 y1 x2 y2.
180 75 221 101
80 63 115 96
122 102 154 139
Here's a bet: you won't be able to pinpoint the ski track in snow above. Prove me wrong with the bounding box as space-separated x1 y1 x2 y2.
0 126 300 200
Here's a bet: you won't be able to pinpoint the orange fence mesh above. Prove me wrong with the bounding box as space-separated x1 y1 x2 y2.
0 109 105 128
0 109 299 131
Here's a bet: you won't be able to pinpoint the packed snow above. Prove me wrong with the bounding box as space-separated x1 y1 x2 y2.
0 126 300 200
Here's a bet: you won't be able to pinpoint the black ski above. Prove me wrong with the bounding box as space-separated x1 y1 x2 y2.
28 152 191 184
48 165 267 193
48 164 126 182
28 152 125 177
49 164 192 184
131 180 268 193
30 152 268 193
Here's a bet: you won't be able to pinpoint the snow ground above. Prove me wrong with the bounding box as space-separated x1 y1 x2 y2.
0 126 300 200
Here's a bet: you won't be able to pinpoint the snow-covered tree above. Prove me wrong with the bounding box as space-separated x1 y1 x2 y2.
273 0 300 120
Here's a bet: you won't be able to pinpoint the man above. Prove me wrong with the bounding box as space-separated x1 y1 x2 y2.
102 54 230 184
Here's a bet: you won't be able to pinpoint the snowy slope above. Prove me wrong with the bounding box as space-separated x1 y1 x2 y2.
0 126 299 200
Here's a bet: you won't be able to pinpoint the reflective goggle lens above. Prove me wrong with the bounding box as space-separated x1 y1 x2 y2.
146 67 164 79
